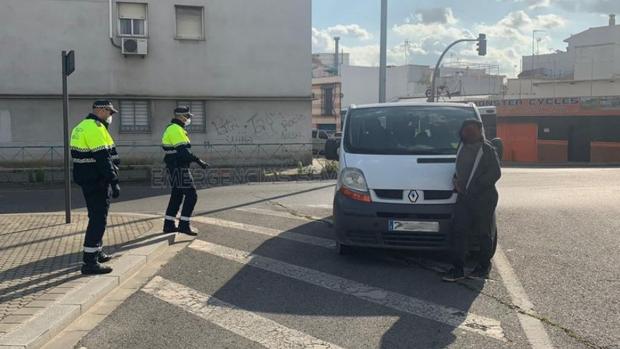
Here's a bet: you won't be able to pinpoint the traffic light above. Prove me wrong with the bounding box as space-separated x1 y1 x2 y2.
477 33 487 56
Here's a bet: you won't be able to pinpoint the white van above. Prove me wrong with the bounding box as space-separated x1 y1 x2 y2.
327 102 499 255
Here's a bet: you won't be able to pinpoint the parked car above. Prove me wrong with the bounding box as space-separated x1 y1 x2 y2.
326 102 502 255
312 129 329 155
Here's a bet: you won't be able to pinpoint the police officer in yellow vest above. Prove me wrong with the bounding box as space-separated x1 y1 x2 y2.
70 100 121 275
162 106 208 235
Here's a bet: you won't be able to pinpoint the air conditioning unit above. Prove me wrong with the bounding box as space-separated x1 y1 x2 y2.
121 38 148 56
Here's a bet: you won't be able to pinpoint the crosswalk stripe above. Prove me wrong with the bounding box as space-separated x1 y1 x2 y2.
494 246 554 349
192 216 336 249
142 276 345 349
235 207 332 224
236 207 312 221
189 239 506 342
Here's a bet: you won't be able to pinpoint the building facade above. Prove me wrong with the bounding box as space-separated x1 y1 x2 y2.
341 64 504 107
0 0 312 166
486 15 620 163
311 76 342 131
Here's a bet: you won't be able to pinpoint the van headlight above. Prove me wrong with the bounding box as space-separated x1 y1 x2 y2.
338 168 372 203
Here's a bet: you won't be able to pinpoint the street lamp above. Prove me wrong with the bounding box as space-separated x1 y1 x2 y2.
428 34 487 102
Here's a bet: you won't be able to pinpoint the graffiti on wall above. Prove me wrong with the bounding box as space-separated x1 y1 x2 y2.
210 112 306 144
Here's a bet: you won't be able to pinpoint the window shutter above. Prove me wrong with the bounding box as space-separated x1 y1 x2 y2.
118 3 146 19
120 100 135 128
134 101 149 128
176 6 203 39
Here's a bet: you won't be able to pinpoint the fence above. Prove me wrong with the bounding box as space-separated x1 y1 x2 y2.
0 143 338 185
0 143 315 168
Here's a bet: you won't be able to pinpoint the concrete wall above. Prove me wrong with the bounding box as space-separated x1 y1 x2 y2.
0 0 312 165
0 0 310 97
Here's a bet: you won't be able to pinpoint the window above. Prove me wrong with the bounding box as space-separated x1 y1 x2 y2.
321 86 334 116
118 2 147 37
175 5 204 40
176 101 206 133
344 106 477 155
120 100 150 133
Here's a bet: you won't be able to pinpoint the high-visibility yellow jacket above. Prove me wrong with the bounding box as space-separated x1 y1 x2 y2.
161 119 199 169
70 114 119 185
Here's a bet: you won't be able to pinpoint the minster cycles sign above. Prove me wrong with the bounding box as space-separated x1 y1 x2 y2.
473 96 620 117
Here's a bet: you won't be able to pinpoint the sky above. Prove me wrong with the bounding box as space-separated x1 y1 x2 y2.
312 0 620 77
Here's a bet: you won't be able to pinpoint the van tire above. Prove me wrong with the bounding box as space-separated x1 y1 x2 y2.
490 224 498 258
337 242 353 255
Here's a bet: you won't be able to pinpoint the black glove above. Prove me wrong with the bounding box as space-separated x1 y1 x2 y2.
197 159 209 169
111 183 121 199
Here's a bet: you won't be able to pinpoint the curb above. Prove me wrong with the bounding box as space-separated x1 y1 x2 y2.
0 232 174 349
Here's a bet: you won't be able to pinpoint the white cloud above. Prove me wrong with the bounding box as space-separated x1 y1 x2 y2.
413 8 458 25
313 10 568 77
312 24 373 54
509 0 552 10
326 24 372 40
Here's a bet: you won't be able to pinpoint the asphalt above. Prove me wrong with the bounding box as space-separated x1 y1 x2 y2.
2 168 619 348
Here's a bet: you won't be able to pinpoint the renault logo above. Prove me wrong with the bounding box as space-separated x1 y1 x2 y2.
408 190 420 203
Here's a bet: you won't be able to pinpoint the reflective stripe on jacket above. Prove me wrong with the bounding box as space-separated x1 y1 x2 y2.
70 114 119 185
161 119 199 169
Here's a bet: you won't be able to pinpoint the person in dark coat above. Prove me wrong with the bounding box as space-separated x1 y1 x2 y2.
443 119 501 282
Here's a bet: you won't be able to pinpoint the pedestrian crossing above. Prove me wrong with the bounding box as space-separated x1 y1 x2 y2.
143 276 345 349
135 204 535 348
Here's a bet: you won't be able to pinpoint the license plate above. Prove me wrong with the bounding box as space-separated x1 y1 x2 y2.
389 220 440 233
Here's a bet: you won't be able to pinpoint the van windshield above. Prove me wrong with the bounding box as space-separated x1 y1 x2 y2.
344 106 478 155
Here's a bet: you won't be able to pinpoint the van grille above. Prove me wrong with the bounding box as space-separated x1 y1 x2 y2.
423 190 454 200
374 189 403 200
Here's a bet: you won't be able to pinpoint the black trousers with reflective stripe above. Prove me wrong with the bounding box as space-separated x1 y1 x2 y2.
80 182 111 249
165 168 197 224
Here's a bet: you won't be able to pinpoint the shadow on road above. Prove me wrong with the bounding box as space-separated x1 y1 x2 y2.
197 218 487 348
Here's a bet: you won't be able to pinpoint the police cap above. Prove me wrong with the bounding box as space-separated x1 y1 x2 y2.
92 100 118 114
174 106 193 118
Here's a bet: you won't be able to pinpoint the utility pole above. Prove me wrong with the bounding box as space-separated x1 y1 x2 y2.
62 50 75 224
403 40 411 65
379 0 388 103
334 37 340 76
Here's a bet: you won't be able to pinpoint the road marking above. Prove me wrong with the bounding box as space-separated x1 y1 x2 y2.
142 276 344 349
189 239 506 342
306 204 333 209
236 207 312 221
493 245 554 349
192 216 336 249
236 207 332 224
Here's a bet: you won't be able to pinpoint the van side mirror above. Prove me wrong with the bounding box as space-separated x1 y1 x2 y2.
324 138 340 161
490 138 504 161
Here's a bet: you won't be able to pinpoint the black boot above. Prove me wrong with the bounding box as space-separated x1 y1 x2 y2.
97 250 113 263
81 252 113 275
163 220 178 234
178 221 198 236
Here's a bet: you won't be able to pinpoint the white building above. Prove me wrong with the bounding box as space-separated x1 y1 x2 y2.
0 0 311 166
507 15 620 98
341 64 504 107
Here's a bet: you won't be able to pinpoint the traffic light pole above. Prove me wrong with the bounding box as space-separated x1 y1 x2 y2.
428 35 486 102
62 50 75 224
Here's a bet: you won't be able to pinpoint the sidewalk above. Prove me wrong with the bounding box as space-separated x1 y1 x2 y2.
0 213 162 343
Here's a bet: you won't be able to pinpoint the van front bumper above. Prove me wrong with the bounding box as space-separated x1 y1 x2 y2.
333 192 454 250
